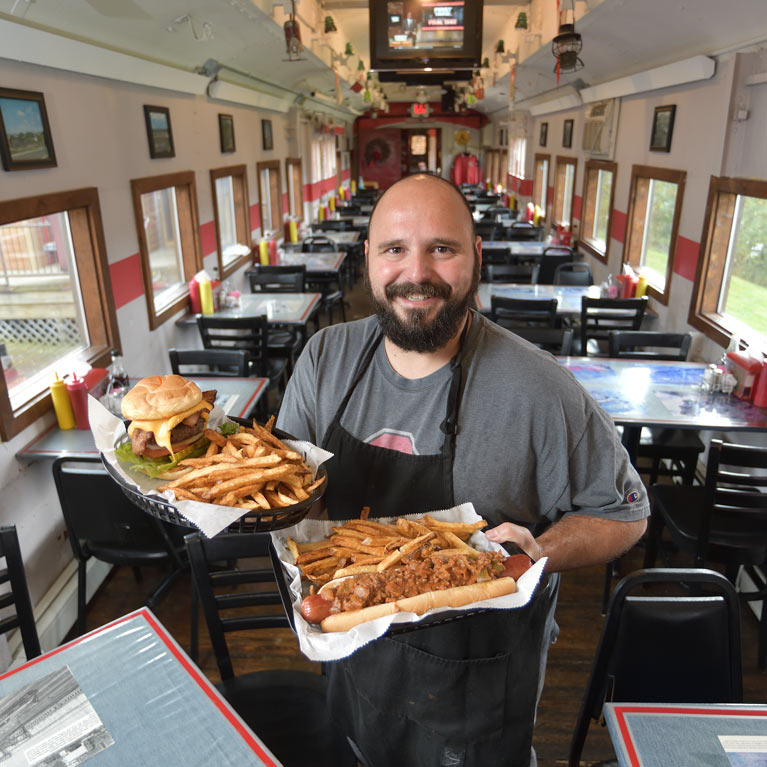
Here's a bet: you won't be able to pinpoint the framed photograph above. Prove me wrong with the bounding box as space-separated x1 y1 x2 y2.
539 122 548 147
0 87 57 171
218 114 235 153
261 119 273 151
562 119 574 149
143 105 175 159
650 105 676 152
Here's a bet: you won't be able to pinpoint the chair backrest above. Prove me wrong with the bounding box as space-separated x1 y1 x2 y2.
569 568 743 767
482 206 514 222
475 221 504 240
248 265 306 293
535 252 575 284
482 244 511 265
508 221 542 241
197 315 270 376
490 295 558 328
169 348 249 378
301 235 337 253
695 439 767 567
554 262 593 286
486 263 536 284
608 330 692 361
317 219 348 231
579 296 648 355
512 326 574 355
52 457 180 559
185 532 288 680
0 525 41 660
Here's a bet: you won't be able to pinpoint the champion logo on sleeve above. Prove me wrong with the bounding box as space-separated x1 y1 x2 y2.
626 491 641 503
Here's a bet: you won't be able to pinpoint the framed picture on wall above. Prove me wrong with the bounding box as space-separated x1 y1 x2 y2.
562 119 574 149
0 87 57 171
650 105 676 152
539 122 548 147
218 114 235 153
143 105 175 159
262 119 273 151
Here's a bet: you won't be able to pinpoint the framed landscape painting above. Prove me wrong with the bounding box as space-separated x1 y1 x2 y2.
262 119 273 151
219 114 235 153
143 105 175 159
650 105 676 152
0 87 57 171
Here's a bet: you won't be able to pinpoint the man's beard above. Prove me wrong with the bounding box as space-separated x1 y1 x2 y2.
365 258 480 353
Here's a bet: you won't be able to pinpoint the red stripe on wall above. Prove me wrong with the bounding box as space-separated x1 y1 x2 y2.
341 169 351 181
250 204 260 232
520 179 533 197
547 186 554 206
611 209 627 244
283 192 289 215
675 236 700 281
110 253 144 310
304 177 338 202
572 195 582 221
200 220 217 256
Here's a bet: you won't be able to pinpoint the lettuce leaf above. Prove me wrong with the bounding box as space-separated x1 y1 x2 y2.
114 437 209 479
220 420 239 437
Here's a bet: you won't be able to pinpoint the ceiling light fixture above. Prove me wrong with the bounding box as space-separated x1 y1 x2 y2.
552 0 583 80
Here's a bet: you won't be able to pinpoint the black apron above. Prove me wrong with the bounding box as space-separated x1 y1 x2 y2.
320 324 554 767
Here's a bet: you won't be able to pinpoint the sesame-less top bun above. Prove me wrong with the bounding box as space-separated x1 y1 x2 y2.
121 375 202 420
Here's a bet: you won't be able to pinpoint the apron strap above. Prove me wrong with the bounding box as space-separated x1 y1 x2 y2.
439 313 471 455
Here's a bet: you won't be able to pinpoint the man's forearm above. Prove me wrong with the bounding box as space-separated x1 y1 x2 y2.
485 514 647 573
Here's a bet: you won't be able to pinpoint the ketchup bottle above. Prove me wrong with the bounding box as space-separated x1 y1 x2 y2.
66 373 90 430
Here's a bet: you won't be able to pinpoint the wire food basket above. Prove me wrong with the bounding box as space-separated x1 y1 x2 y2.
101 418 327 534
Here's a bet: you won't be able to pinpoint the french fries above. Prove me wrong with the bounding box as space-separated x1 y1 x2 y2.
157 417 324 512
285 515 487 586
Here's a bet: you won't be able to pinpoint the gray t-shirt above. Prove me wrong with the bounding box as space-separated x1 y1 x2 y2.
277 312 649 529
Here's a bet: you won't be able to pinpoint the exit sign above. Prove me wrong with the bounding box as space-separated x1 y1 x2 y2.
410 103 431 118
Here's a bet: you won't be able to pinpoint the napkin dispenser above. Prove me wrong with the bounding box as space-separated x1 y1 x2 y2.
726 351 763 400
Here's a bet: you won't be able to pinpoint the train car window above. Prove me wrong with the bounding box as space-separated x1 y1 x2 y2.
533 154 550 218
690 176 767 346
286 158 304 222
130 171 203 330
0 188 119 440
210 164 251 279
553 156 577 229
579 159 617 264
257 160 282 236
624 164 686 305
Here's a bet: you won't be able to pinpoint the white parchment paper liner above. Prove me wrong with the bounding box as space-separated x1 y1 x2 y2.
89 395 332 538
271 502 547 662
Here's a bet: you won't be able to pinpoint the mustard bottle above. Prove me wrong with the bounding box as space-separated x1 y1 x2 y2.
199 277 215 315
50 372 76 430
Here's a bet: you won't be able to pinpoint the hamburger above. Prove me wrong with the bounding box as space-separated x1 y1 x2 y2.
115 375 216 478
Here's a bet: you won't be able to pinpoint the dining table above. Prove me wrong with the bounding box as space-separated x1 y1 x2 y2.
604 702 767 767
15 376 268 463
0 608 283 767
249 249 347 275
481 240 569 261
476 282 602 316
334 214 370 229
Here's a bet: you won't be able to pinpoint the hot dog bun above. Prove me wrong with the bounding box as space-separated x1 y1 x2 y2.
319 575 518 633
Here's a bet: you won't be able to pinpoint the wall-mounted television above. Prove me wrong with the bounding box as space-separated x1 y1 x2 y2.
369 0 484 78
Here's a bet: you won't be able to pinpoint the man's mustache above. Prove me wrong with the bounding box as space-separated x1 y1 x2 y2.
385 281 451 301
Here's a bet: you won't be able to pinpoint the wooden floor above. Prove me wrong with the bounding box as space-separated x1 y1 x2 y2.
75 269 766 766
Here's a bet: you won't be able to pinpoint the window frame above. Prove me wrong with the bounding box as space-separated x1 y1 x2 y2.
624 164 686 305
553 155 577 228
256 160 283 237
285 157 304 222
209 164 251 279
689 175 767 347
0 187 120 440
578 159 617 264
130 171 203 330
533 153 550 217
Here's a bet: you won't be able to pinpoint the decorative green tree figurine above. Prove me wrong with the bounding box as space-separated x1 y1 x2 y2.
324 15 337 33
515 12 528 29
345 42 354 56
495 39 505 54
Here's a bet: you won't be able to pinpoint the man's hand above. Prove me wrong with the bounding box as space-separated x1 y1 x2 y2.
485 515 647 573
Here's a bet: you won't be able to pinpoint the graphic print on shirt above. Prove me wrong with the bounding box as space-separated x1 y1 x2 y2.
364 428 419 455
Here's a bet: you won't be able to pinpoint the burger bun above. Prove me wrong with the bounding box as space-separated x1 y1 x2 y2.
121 375 202 420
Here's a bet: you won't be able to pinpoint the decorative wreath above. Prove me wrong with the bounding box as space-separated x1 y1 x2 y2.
364 138 391 166
455 130 471 146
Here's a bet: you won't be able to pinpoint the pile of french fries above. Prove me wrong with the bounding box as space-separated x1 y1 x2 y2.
158 416 324 511
286 511 488 588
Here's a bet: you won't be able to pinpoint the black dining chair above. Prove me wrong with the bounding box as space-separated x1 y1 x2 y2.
185 532 356 767
512 326 574 355
569 568 743 767
52 457 187 637
169 348 249 378
301 236 346 325
490 296 558 328
533 248 576 284
579 296 648 356
554 262 593 286
482 242 511 265
0 524 42 660
197 315 288 416
507 221 542 241
486 262 536 284
316 219 349 231
481 205 515 222
644 439 767 669
475 220 504 241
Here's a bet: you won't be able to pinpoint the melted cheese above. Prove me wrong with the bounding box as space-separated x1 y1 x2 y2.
127 400 212 455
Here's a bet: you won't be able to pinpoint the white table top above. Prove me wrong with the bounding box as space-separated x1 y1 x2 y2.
476 282 601 314
0 609 282 766
215 292 321 326
269 249 346 273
